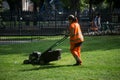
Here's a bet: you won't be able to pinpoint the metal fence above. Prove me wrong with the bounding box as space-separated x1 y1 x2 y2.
0 11 70 36
0 10 120 36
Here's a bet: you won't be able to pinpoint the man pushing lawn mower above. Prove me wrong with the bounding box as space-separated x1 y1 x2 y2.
68 15 84 65
23 14 84 66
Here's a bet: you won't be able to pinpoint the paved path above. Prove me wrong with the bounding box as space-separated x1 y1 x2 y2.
0 40 32 45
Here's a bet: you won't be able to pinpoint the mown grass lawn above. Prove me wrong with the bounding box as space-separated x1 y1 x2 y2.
0 36 120 80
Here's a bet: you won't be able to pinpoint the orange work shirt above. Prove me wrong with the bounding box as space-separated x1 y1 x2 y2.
69 22 84 44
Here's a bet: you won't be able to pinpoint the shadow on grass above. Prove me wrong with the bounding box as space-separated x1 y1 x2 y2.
0 36 120 55
20 64 85 72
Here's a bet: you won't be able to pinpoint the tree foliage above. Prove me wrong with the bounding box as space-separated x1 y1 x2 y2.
106 0 120 8
61 0 84 12
6 0 22 12
2 0 120 13
31 0 40 12
60 0 70 9
0 0 2 12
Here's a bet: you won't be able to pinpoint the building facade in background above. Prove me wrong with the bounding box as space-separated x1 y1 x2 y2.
22 0 33 11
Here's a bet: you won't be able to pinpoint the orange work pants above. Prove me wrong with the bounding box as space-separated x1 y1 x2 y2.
70 42 82 63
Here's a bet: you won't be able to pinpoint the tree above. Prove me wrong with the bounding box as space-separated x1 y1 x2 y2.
0 0 2 12
69 0 80 11
31 0 44 12
5 0 44 13
84 0 104 20
6 0 22 13
61 0 81 15
60 0 70 10
106 0 120 10
61 0 84 10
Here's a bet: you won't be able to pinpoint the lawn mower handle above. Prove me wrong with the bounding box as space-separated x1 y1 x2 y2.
43 35 69 54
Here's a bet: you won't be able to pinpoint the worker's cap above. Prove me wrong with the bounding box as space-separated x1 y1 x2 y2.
68 15 75 20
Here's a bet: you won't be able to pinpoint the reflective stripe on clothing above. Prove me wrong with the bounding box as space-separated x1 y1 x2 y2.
69 22 84 44
70 38 81 42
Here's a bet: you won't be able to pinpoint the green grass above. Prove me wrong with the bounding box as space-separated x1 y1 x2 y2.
0 36 120 80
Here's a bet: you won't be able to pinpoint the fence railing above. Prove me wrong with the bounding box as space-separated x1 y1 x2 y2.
0 11 120 36
0 11 69 36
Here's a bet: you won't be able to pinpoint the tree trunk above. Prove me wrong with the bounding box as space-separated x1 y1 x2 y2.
33 2 38 26
6 0 22 14
89 0 93 21
70 0 80 16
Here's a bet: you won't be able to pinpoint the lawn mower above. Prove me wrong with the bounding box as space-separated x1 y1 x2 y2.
23 35 68 65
